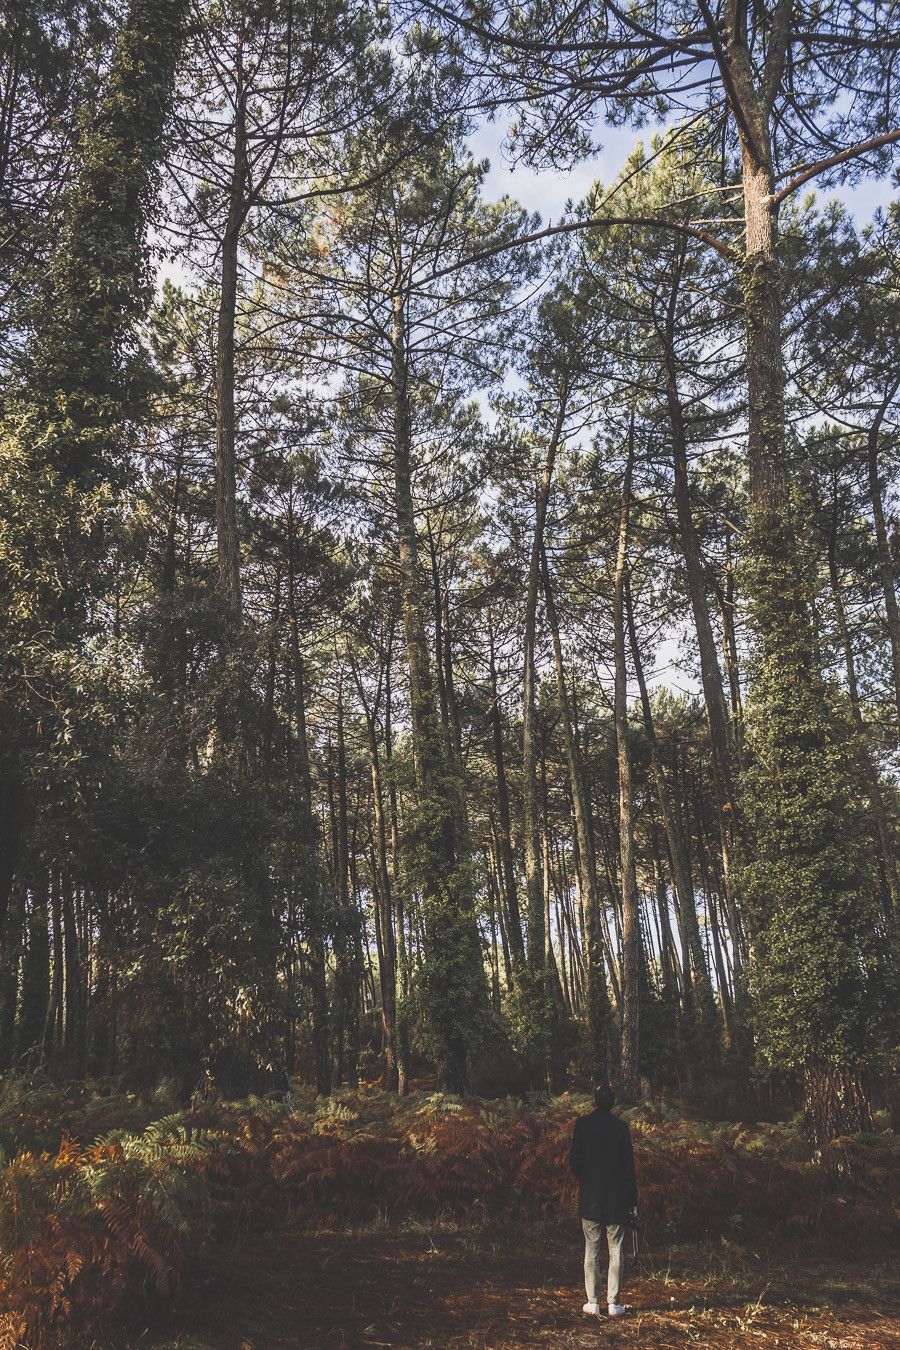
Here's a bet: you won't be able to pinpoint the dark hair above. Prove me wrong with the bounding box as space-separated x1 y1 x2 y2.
594 1082 614 1111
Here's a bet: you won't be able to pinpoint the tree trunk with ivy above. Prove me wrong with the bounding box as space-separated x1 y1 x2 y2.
865 385 900 733
0 0 189 1066
725 9 886 1153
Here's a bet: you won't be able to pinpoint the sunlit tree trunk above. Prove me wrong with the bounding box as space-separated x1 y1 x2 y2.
384 643 411 1095
44 874 63 1059
331 686 361 1086
353 659 400 1090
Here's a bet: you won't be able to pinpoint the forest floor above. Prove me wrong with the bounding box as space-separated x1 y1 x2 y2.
146 1221 900 1350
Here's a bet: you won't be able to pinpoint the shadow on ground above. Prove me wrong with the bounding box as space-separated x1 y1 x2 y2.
144 1223 900 1349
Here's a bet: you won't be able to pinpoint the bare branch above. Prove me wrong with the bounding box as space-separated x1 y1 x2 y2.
771 129 900 205
423 212 737 287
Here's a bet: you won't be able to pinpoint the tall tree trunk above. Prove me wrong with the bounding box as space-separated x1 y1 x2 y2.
91 889 114 1073
722 1 882 1146
352 660 399 1090
332 685 360 1086
384 639 411 1094
153 451 190 763
539 736 567 1091
486 860 502 1012
262 570 281 784
662 253 742 924
488 828 514 988
62 877 82 1070
487 615 526 971
431 552 470 847
428 530 453 741
720 527 744 760
390 290 484 1094
541 548 609 1075
286 492 331 1096
521 386 568 1082
648 819 681 1003
613 432 639 1102
708 889 735 1041
44 874 63 1059
214 51 247 619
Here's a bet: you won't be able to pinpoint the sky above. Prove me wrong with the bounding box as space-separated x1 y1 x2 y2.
469 114 897 226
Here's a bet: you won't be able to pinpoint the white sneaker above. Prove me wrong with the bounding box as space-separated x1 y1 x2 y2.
583 1302 602 1315
608 1303 626 1317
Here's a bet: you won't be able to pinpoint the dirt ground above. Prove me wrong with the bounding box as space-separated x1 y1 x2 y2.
146 1221 900 1350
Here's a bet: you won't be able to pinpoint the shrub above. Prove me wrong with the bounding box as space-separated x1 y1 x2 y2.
0 1130 211 1346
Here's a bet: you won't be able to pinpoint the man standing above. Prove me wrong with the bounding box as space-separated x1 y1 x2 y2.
568 1081 638 1318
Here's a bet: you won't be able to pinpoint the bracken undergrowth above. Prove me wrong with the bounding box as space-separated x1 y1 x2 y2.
0 1081 896 1348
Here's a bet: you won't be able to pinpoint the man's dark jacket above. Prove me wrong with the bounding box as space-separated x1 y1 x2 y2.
568 1106 637 1224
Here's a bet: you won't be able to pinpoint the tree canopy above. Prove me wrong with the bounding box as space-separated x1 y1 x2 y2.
0 0 897 1155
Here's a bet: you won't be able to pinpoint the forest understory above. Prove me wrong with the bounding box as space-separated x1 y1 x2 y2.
0 1081 897 1348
